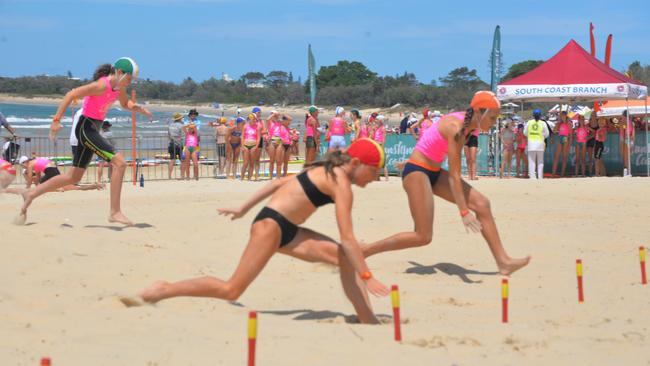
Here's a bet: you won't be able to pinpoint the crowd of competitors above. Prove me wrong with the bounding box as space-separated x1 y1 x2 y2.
500 107 641 179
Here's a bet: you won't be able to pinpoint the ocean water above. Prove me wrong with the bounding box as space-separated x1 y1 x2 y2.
0 102 225 139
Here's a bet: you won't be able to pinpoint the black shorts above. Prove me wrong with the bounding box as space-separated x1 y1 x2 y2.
402 162 441 187
40 167 60 184
216 143 227 158
168 142 183 160
74 115 116 168
586 138 595 148
253 206 298 248
465 135 478 148
594 141 604 159
305 136 316 149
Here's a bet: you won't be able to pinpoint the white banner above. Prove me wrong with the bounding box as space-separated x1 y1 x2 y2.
496 83 648 102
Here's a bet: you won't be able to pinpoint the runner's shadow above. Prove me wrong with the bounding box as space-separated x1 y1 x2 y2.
405 261 498 284
260 309 395 323
85 223 154 231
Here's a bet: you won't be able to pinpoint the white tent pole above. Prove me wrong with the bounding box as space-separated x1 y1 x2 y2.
643 96 650 177
626 98 632 176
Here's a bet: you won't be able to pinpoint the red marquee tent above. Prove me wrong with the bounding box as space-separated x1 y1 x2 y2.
497 40 647 102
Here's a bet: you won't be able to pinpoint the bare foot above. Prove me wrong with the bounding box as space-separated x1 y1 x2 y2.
498 256 531 276
138 280 171 304
15 189 32 225
108 212 134 226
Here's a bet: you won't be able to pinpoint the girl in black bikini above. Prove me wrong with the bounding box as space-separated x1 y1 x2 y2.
136 139 390 323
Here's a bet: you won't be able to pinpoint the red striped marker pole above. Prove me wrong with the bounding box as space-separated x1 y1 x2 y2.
391 285 401 342
640 246 647 285
501 278 509 323
576 259 584 303
40 357 51 366
248 311 257 366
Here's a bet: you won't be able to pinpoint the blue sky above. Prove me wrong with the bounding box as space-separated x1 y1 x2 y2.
0 0 648 84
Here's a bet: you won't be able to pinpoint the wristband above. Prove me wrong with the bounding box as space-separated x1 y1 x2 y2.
360 271 372 281
460 209 470 217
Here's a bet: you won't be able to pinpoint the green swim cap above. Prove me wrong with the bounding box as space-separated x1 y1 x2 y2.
114 57 139 78
308 106 318 114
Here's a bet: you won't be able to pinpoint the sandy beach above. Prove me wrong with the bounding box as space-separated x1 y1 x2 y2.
1 176 649 365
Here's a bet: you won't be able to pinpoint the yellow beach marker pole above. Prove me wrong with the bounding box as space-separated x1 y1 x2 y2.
391 285 401 342
640 246 647 285
501 278 509 323
248 311 257 366
576 259 584 303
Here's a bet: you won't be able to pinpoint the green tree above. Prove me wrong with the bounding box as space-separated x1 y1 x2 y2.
240 72 265 86
316 61 377 87
439 67 489 109
501 60 544 82
265 70 290 88
626 61 650 87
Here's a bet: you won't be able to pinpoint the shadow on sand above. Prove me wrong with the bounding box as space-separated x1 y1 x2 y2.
85 223 153 231
405 261 498 284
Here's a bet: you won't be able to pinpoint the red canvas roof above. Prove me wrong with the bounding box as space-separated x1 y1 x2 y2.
501 40 643 86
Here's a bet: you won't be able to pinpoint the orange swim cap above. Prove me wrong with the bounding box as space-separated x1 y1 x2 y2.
346 138 385 168
470 91 501 110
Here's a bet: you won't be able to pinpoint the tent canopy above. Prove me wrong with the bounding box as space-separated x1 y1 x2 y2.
597 97 650 117
497 40 647 102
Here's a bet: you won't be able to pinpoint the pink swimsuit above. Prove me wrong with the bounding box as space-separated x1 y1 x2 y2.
82 77 120 120
415 112 465 163
269 120 282 138
185 132 198 147
33 158 52 173
575 127 588 143
279 125 291 145
305 116 318 137
558 123 570 136
329 117 346 136
419 119 433 138
357 123 369 138
373 125 385 143
244 123 259 142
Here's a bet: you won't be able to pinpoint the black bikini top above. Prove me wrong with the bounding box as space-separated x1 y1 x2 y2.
297 170 334 207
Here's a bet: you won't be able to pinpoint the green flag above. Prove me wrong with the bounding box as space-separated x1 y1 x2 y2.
490 25 501 92
308 44 316 105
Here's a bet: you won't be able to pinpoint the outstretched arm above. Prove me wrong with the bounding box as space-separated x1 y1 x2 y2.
445 123 482 233
218 176 292 219
118 90 152 118
332 174 389 297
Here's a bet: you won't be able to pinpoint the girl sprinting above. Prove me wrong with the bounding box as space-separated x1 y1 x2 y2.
362 91 530 276
135 139 390 324
18 58 151 226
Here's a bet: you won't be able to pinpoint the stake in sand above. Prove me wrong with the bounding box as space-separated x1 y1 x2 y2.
576 259 584 303
248 311 257 366
501 278 509 323
391 285 401 342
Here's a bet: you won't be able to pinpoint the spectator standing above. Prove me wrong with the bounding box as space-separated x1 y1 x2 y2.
167 112 185 179
524 109 550 179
